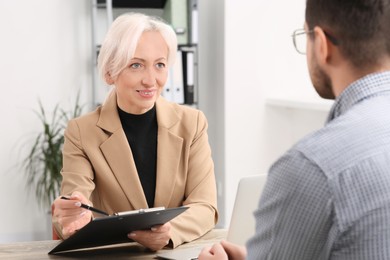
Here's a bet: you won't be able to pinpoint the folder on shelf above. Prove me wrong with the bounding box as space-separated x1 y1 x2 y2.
182 50 196 105
172 50 185 104
48 206 188 254
163 0 188 44
162 50 185 104
188 0 198 44
162 73 174 102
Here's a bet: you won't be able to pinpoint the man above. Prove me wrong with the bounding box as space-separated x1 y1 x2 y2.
199 0 390 259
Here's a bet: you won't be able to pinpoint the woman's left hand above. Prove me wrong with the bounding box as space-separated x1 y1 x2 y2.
128 222 172 251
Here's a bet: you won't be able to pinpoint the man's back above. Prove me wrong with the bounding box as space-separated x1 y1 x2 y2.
247 72 390 259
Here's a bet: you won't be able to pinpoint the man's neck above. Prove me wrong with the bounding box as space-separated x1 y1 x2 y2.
330 58 390 97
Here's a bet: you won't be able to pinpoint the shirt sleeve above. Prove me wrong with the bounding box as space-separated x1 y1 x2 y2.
246 149 337 260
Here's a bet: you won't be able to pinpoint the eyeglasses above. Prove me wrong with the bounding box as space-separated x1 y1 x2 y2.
292 28 340 55
291 29 313 55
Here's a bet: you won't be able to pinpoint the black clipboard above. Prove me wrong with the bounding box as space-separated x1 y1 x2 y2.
49 206 188 254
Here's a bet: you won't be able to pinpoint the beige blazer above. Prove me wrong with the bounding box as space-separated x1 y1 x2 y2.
57 90 218 247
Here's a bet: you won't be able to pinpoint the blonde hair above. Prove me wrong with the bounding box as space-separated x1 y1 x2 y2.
98 12 177 85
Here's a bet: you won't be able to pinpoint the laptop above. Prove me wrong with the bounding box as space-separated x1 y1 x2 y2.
156 174 268 259
226 174 267 246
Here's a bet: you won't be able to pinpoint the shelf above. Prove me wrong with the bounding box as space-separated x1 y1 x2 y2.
97 0 167 9
266 97 334 112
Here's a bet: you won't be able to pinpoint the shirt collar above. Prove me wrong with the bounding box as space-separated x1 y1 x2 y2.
327 70 390 122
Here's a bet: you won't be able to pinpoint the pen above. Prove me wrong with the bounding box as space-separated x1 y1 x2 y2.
60 196 109 216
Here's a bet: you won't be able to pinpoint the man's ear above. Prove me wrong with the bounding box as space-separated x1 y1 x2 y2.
312 26 331 66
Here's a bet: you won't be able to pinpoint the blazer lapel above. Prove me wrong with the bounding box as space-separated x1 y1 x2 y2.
154 97 183 207
97 90 148 209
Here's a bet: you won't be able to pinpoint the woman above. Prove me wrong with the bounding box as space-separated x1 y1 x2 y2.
51 12 218 251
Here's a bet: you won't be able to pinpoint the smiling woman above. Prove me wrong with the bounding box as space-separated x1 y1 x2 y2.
112 31 169 114
51 12 218 252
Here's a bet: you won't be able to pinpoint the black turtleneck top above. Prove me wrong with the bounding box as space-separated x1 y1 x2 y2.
118 105 158 208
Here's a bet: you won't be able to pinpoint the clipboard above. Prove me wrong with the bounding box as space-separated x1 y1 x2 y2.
49 206 188 254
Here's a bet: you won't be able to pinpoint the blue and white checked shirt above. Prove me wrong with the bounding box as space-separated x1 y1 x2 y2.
247 71 390 260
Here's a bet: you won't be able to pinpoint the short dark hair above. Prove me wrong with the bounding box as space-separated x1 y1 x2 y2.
305 0 390 68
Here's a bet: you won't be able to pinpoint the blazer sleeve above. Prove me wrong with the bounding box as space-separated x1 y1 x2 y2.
52 119 95 239
169 110 219 247
60 119 96 199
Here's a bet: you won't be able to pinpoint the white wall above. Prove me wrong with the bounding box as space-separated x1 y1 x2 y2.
0 1 91 242
198 0 226 227
199 0 330 227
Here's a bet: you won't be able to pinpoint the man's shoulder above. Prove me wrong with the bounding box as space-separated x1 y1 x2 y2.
294 99 390 175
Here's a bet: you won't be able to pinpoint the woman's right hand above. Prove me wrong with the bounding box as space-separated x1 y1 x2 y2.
52 191 92 239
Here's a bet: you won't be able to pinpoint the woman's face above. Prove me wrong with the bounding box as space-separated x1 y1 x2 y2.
114 31 169 114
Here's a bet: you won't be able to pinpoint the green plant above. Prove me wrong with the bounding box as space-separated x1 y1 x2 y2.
23 95 83 209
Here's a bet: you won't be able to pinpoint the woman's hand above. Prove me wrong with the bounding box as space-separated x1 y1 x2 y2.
128 222 172 251
52 191 92 239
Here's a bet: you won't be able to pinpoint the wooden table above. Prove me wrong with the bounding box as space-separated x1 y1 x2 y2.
0 229 226 259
